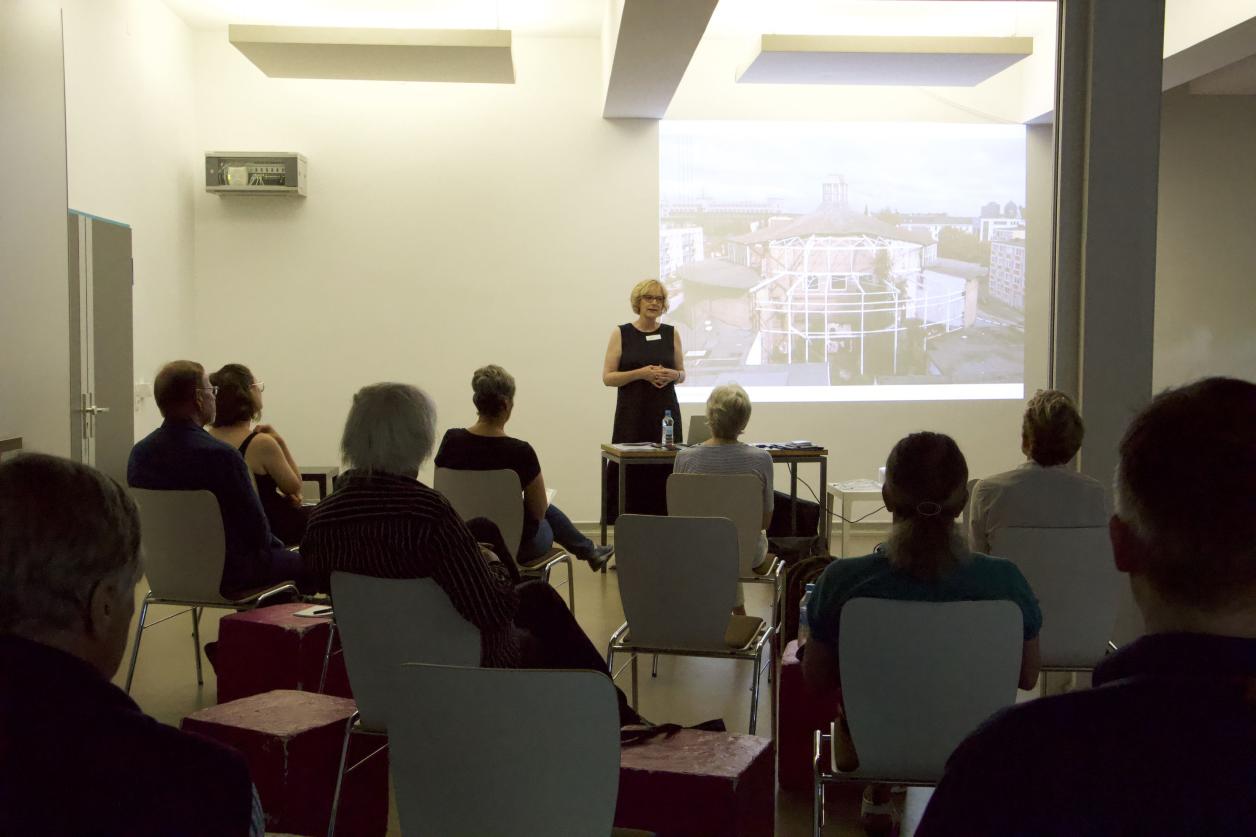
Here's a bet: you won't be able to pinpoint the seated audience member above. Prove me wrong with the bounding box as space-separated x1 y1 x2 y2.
917 377 1256 837
0 454 261 837
207 363 309 546
127 360 305 596
803 432 1041 833
968 389 1107 553
434 365 613 571
674 383 773 613
301 382 641 725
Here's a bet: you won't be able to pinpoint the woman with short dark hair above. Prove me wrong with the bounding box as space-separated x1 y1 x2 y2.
206 363 309 545
435 365 613 571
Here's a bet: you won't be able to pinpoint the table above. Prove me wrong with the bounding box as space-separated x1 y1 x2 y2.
826 479 886 557
600 443 828 548
300 465 340 500
0 436 21 462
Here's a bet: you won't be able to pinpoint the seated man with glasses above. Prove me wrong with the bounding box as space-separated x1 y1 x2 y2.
127 360 306 596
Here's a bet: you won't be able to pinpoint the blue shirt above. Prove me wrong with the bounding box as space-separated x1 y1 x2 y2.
807 547 1042 649
917 632 1256 836
127 418 292 595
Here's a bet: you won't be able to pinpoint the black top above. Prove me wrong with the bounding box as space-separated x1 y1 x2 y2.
0 636 254 836
435 428 544 546
917 632 1256 837
612 322 682 444
239 430 307 546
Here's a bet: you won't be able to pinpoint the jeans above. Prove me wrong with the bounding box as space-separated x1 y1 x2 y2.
517 504 597 564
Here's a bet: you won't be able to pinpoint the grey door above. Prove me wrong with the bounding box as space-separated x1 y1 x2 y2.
68 211 133 485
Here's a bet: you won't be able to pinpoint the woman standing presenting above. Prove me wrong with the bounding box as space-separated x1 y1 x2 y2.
602 278 685 517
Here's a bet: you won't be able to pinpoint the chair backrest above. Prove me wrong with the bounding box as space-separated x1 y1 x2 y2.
330 572 480 732
960 477 979 538
989 525 1120 668
839 598 1022 781
687 414 712 444
388 664 620 837
667 472 763 575
615 514 739 650
129 488 228 602
433 467 523 560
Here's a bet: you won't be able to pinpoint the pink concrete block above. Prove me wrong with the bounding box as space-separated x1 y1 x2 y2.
616 729 774 837
777 640 840 792
216 603 351 702
182 689 386 836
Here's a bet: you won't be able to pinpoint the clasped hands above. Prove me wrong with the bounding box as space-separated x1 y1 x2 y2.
640 365 679 388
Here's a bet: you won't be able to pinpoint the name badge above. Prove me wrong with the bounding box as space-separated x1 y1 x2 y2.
645 334 663 341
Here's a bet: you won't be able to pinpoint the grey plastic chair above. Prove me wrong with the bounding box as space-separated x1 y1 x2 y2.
606 514 774 734
434 467 575 612
124 488 298 693
667 471 785 627
812 598 1022 836
325 572 481 837
388 664 652 837
989 525 1120 671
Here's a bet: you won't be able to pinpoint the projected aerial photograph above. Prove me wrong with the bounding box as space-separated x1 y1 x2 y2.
660 121 1027 394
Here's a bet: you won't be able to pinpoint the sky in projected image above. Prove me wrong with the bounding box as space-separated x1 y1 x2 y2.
659 121 1028 404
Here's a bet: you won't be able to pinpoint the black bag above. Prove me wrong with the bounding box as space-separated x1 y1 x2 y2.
780 553 836 651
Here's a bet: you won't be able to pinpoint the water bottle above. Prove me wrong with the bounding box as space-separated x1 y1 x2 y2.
661 410 675 447
798 582 817 646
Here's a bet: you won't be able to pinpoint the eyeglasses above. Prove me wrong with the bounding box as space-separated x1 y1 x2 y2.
198 385 219 396
641 294 666 304
251 382 266 393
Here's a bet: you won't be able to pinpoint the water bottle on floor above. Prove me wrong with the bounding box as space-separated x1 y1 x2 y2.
661 409 675 447
798 582 816 646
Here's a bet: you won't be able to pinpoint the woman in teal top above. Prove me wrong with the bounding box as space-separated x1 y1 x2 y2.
802 431 1041 833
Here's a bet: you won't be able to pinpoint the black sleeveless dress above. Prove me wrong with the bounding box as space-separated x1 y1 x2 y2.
606 323 682 520
612 322 683 444
240 430 310 547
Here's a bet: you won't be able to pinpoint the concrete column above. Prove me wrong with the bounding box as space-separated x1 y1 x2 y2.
1052 0 1166 488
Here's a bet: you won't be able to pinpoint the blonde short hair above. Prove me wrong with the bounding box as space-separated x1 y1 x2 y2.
1022 389 1084 466
706 383 752 439
629 279 669 315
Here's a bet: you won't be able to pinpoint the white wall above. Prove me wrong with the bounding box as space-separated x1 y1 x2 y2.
190 35 659 519
0 1 70 456
1154 88 1256 388
187 31 1046 523
62 0 199 435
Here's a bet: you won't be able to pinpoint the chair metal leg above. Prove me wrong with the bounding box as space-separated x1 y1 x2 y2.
565 556 575 613
191 607 204 687
652 654 658 677
630 654 639 710
318 620 337 694
124 596 150 694
813 731 825 837
749 647 763 735
327 713 357 837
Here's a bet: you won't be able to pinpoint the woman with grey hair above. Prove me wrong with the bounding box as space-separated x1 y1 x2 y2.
301 383 642 725
674 383 774 612
435 364 614 571
801 432 1042 832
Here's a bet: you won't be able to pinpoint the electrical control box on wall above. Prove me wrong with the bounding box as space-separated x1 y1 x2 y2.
205 152 307 196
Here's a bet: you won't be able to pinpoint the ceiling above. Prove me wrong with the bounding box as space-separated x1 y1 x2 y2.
160 0 1053 38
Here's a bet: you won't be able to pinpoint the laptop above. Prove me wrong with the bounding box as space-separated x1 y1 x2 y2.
687 414 712 445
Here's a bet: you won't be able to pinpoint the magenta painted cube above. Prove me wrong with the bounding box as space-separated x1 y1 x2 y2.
182 690 386 836
616 728 774 836
216 603 351 702
777 639 841 792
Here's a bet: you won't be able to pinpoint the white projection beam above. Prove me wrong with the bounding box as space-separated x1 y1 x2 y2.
603 0 719 118
228 25 515 83
737 35 1033 87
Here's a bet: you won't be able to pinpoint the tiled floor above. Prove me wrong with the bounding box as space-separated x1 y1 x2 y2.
115 531 897 836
